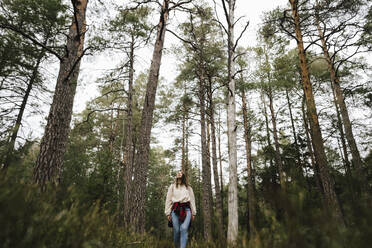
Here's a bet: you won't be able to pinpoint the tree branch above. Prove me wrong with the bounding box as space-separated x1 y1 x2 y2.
169 0 192 11
220 0 230 27
166 28 197 49
0 23 62 60
233 20 249 52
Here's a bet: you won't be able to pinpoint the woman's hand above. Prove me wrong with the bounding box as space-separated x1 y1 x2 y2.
192 215 195 222
168 215 171 222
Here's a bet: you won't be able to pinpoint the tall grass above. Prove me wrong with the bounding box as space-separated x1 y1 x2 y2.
0 178 174 248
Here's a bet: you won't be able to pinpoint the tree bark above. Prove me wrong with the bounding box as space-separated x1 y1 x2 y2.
123 36 135 227
315 13 365 185
289 0 344 225
34 0 88 190
206 113 213 220
263 47 285 186
267 87 285 187
261 91 274 170
207 77 224 241
131 0 169 233
301 96 324 198
218 106 224 191
217 106 224 225
330 82 351 177
108 109 120 154
181 87 190 178
241 88 256 237
185 107 190 178
182 103 186 174
224 0 238 244
285 88 303 174
286 89 298 150
198 71 212 241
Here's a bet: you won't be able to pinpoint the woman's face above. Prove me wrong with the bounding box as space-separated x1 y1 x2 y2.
176 170 183 179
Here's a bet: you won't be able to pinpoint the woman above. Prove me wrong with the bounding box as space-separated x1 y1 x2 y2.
165 170 196 248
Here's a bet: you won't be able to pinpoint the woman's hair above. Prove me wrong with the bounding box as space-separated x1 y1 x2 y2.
175 170 188 188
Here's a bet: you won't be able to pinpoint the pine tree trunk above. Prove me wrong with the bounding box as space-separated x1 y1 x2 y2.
301 96 324 197
261 91 274 170
131 0 169 233
330 82 351 176
185 109 190 178
198 69 212 241
181 84 188 176
315 14 364 185
123 37 135 227
225 0 238 244
286 89 298 149
206 115 214 221
241 89 256 237
218 107 224 190
285 88 303 171
34 0 88 190
267 87 285 187
182 105 186 174
207 79 224 240
108 109 115 154
2 47 45 170
217 106 224 224
289 0 344 224
264 48 284 186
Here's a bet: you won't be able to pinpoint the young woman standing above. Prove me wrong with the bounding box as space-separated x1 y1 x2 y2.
165 170 196 248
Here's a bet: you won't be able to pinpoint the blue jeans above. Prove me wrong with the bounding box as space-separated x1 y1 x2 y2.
171 208 191 248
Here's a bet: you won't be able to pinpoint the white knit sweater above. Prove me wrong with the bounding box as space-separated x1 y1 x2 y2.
164 183 197 216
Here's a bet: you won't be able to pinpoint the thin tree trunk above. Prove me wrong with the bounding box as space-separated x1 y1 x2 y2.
123 37 135 227
182 83 190 177
206 114 213 218
185 109 189 178
224 0 238 244
285 88 303 172
207 78 224 241
315 13 364 185
199 70 212 241
181 84 187 176
218 106 224 191
34 0 88 190
286 89 298 149
330 82 351 176
330 77 357 201
289 0 344 225
241 88 256 237
267 87 285 187
111 108 122 219
261 91 274 170
301 96 324 197
263 47 285 186
182 103 186 174
217 105 224 225
131 0 169 233
109 109 115 153
2 46 45 170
